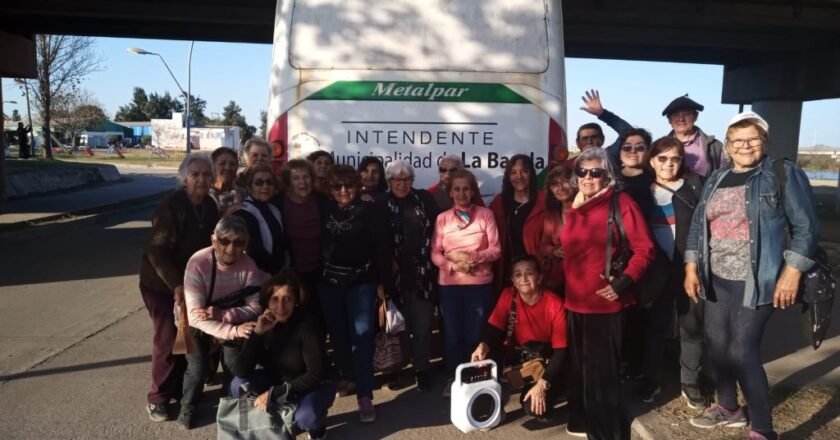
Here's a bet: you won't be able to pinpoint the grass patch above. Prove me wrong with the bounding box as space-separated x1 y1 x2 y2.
52 148 185 168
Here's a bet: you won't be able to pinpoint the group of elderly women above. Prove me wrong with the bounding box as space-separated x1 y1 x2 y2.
139 109 818 440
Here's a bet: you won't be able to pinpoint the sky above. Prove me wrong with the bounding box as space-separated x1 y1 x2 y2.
2 36 839 147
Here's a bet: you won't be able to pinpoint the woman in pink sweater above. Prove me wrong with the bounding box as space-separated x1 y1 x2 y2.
431 169 501 397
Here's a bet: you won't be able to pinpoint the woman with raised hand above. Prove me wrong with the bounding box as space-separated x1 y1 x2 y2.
431 169 501 398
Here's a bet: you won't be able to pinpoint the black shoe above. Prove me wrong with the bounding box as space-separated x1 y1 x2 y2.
177 405 194 430
416 371 432 392
385 373 415 391
638 379 661 404
146 402 169 422
681 383 708 409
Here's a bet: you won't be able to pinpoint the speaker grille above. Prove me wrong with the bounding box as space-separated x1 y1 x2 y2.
470 392 496 423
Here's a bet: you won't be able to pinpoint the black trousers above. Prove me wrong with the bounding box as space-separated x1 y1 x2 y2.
567 311 629 440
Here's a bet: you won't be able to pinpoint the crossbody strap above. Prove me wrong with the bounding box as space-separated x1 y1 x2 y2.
208 251 218 304
654 181 696 210
605 194 616 279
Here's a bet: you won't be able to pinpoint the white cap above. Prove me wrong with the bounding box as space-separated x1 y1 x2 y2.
728 111 769 133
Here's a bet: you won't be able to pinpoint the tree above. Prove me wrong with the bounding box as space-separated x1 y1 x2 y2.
11 110 21 122
52 89 108 147
221 100 256 143
145 91 184 119
259 110 267 138
181 94 208 126
115 87 149 121
29 35 102 158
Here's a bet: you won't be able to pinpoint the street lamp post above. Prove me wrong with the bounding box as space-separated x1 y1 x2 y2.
127 43 195 155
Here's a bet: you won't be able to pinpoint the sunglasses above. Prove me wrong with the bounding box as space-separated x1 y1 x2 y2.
331 183 356 191
439 167 459 173
253 178 275 187
575 167 606 179
216 237 246 247
621 144 647 153
655 155 683 165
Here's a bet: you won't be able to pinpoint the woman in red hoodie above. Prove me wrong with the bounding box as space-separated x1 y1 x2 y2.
559 147 655 440
490 154 546 292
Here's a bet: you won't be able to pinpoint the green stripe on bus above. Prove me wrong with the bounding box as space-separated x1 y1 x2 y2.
307 81 530 103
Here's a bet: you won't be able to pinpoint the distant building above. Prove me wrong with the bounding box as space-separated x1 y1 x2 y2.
80 120 134 148
151 113 241 151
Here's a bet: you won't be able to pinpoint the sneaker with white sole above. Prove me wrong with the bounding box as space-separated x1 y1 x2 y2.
690 404 748 429
681 383 708 409
146 402 168 422
565 426 587 437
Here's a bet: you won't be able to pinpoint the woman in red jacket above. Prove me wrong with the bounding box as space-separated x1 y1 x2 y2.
490 154 545 292
539 164 576 292
559 147 655 440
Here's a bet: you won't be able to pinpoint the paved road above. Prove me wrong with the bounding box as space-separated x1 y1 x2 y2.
0 167 176 225
0 206 586 440
0 199 836 439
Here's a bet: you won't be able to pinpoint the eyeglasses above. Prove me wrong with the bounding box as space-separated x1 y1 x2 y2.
621 144 647 153
655 155 683 165
726 137 764 150
331 183 355 191
575 167 606 179
439 167 459 173
252 178 275 187
216 237 246 247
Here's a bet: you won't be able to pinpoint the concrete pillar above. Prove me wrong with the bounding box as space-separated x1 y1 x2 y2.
751 100 803 160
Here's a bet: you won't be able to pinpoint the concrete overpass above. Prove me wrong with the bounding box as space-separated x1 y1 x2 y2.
2 0 840 160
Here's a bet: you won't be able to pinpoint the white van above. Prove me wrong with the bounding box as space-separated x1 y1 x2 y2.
267 0 567 196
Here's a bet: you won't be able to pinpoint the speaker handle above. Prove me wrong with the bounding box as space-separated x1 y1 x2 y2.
454 360 497 387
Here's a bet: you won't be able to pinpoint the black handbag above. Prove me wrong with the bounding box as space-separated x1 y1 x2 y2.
607 191 667 306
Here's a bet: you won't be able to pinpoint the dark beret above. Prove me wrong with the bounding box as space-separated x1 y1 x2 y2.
662 95 704 116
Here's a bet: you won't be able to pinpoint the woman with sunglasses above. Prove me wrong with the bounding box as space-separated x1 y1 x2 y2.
318 164 394 423
177 216 269 429
489 154 546 290
539 164 577 292
625 137 706 406
616 128 655 202
559 147 655 439
233 163 288 275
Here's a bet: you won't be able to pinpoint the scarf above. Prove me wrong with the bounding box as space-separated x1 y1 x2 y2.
241 197 284 254
387 191 435 301
454 206 472 229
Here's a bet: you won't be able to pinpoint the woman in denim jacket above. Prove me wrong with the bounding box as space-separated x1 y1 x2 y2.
683 112 819 440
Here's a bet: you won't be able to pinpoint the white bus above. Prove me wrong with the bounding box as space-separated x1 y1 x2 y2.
267 0 567 196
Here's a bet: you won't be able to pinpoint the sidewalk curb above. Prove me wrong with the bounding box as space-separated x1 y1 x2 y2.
0 190 171 240
631 418 655 440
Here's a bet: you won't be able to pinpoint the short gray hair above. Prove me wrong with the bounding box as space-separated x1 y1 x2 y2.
243 137 272 157
385 159 415 180
570 148 616 189
439 154 464 168
176 152 214 188
213 215 249 240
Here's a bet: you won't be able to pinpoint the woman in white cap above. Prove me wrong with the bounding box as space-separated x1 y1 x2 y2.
684 111 819 440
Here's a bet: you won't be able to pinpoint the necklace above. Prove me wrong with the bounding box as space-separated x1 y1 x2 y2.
513 200 529 216
192 200 206 229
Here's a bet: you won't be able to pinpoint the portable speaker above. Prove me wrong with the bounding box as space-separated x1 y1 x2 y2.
450 360 502 433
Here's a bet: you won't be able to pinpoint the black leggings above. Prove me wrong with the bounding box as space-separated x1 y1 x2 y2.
706 276 774 434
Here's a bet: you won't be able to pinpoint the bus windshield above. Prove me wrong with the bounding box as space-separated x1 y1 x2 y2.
289 0 549 73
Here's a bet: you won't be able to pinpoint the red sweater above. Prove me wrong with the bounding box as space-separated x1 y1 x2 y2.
487 287 567 349
489 190 546 290
559 188 655 314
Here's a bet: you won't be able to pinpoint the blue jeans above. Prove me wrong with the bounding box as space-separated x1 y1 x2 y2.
230 371 336 434
438 284 494 376
318 283 377 399
706 276 774 434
